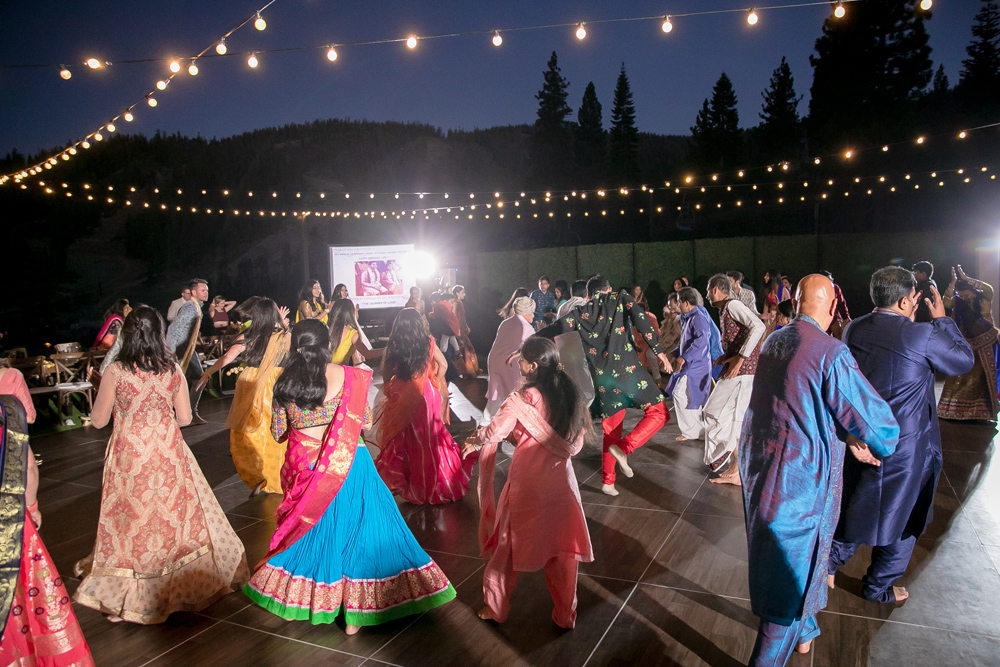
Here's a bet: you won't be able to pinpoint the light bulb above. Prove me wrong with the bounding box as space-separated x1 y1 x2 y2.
188 63 198 75
920 0 932 9
82 141 90 149
69 147 77 154
662 16 673 33
86 58 101 69
959 131 967 138
59 66 71 80
169 60 181 73
492 30 502 46
576 23 587 40
327 47 338 62
216 39 227 55
156 80 168 90
106 123 115 133
255 11 266 30
845 150 853 158
248 53 258 68
747 9 758 25
916 136 925 144
834 3 846 18
147 96 157 107
94 132 103 142
61 153 69 160
406 35 418 49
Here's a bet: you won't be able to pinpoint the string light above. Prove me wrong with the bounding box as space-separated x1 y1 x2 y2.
106 123 115 133
248 53 259 68
169 60 181 73
406 35 418 49
86 58 102 69
156 80 168 90
94 132 103 141
327 47 338 62
920 0 932 9
747 9 759 25
916 136 925 144
576 23 587 40
254 11 267 31
834 3 846 18
59 66 71 80
146 95 157 107
959 131 967 139
661 16 673 33
492 30 503 46
216 38 227 55
188 63 199 76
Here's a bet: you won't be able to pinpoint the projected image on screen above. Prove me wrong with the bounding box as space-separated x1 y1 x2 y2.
331 244 418 309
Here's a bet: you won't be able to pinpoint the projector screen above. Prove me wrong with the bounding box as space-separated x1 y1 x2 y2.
330 244 416 309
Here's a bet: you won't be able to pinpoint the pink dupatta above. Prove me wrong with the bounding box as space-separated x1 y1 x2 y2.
477 390 583 558
258 366 372 569
93 314 123 349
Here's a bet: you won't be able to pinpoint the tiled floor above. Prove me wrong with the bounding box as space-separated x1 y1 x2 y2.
27 378 1000 666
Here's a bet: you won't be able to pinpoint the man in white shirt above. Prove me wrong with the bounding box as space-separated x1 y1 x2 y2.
704 273 766 485
726 270 759 315
167 286 192 322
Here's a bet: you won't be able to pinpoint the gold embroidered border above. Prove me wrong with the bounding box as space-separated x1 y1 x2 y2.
88 543 211 579
0 424 28 634
32 621 87 656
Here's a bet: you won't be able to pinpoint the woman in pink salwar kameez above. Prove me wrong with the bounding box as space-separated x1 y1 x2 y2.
465 337 593 629
373 308 477 504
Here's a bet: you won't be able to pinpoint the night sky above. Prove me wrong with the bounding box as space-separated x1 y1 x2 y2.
0 0 980 159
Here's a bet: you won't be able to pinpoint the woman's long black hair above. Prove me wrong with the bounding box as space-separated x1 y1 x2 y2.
118 305 174 375
297 280 323 309
519 337 591 442
498 287 529 317
103 298 130 322
382 308 430 382
243 298 285 368
328 299 359 349
273 319 330 410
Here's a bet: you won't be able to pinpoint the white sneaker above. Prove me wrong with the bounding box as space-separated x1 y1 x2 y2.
608 444 633 478
601 483 619 497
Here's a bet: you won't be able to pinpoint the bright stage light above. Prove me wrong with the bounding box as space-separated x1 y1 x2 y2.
407 251 438 279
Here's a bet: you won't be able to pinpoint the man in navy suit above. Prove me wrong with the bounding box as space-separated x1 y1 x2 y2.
828 266 974 603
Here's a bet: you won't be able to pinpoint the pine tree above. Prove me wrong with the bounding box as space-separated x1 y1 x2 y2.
531 51 573 188
690 73 742 170
609 64 640 186
957 0 1000 117
575 82 606 187
809 0 934 149
758 57 802 161
932 64 950 94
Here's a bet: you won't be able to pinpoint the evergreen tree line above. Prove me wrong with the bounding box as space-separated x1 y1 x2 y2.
532 0 1000 182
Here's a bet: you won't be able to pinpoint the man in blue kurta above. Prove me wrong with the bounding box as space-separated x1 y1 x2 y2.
828 266 974 603
740 274 899 666
665 287 712 441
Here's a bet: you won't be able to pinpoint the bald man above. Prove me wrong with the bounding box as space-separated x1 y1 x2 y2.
740 274 899 666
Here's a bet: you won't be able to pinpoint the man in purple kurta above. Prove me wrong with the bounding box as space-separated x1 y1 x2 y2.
829 267 973 603
665 287 712 441
740 275 899 666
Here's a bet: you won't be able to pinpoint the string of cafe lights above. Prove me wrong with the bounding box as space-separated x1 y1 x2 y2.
1 0 929 184
15 162 996 222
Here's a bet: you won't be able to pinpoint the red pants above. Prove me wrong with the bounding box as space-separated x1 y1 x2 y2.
601 402 669 484
483 548 580 629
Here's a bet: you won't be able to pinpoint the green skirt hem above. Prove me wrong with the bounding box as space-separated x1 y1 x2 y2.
243 582 457 626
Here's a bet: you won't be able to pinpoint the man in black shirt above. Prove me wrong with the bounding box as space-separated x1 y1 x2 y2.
911 261 938 323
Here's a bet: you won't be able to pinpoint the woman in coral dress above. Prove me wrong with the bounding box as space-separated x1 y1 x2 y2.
0 395 95 666
373 308 477 504
465 337 593 629
245 319 455 633
74 306 249 624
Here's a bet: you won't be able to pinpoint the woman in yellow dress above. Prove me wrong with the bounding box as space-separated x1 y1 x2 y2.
296 280 334 324
329 298 383 366
197 299 291 496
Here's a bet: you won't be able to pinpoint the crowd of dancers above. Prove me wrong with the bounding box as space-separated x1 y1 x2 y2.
0 258 994 666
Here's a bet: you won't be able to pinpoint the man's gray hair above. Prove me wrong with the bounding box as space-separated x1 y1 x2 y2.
870 266 916 308
707 273 733 297
677 286 703 307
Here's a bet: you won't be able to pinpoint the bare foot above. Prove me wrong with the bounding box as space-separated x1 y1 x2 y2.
249 480 265 499
601 483 619 497
608 444 633 478
710 471 742 486
477 607 495 621
795 639 812 654
676 435 690 441
828 574 836 589
893 586 909 603
191 414 207 425
345 624 361 635
106 615 124 623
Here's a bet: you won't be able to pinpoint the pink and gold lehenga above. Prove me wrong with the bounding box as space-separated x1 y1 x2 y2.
1 396 94 666
73 364 249 624
374 337 477 504
244 366 456 626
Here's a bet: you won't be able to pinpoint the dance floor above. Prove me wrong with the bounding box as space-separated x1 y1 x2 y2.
29 377 1000 666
